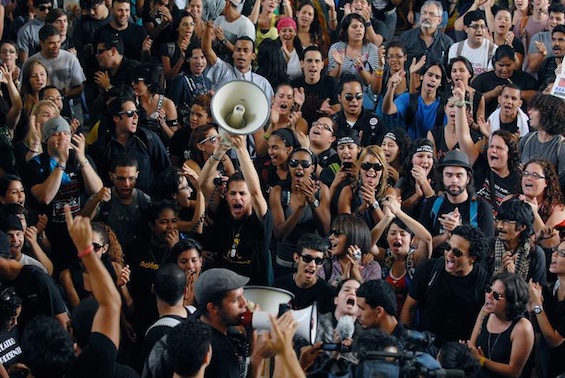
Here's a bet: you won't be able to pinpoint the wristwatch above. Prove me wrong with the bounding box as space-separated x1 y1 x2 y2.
533 305 543 315
310 199 320 209
371 200 379 209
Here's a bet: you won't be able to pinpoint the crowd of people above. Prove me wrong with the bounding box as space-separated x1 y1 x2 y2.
0 0 564 375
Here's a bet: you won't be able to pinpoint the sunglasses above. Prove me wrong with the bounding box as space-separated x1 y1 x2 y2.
0 287 15 302
485 285 505 300
442 243 466 258
112 175 137 182
96 47 112 55
92 243 105 252
289 159 312 168
360 162 383 171
118 109 140 118
38 4 52 11
330 229 345 236
300 254 324 265
344 93 363 101
199 135 220 144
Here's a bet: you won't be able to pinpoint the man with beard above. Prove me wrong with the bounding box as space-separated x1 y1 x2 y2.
418 150 494 250
273 234 334 314
527 2 565 73
333 75 387 147
399 0 453 64
198 134 273 285
487 84 529 138
83 154 151 247
290 46 340 126
537 25 565 88
400 225 490 347
448 10 497 76
486 198 546 284
94 0 149 61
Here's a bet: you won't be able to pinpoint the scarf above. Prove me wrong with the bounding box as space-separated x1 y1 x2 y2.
494 238 531 280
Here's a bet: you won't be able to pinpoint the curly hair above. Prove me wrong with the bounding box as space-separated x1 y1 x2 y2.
356 145 388 200
491 130 520 175
438 342 480 376
91 222 124 265
496 198 535 243
399 138 436 200
451 225 487 261
528 93 565 135
492 272 529 320
519 159 564 222
190 93 212 115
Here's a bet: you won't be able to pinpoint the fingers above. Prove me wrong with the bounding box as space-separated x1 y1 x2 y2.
64 204 74 228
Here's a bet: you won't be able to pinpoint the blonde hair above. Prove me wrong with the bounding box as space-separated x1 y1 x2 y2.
356 145 389 199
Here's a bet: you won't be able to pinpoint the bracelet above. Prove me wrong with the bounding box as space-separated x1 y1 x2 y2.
263 133 271 140
79 158 89 168
454 100 469 108
78 245 94 258
28 148 39 154
210 154 221 161
57 163 66 170
330 17 337 21
479 357 486 367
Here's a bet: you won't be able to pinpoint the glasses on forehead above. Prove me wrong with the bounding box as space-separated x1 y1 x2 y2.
289 159 312 168
442 243 466 257
199 134 220 144
344 93 363 101
300 254 325 265
312 121 333 133
0 287 15 302
485 285 505 300
118 109 140 118
360 162 383 171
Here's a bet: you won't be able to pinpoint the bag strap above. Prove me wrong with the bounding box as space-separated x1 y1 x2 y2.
144 316 182 337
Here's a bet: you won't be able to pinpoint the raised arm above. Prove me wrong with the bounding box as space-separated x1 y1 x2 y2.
72 133 103 196
382 70 405 115
65 205 121 348
202 21 218 66
453 85 481 165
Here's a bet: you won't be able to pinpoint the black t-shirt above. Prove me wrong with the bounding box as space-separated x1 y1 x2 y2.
332 109 387 147
0 327 22 369
9 265 68 331
471 70 537 117
291 76 339 126
204 325 243 378
418 195 495 241
202 202 273 285
475 170 520 211
273 274 335 314
543 283 565 377
94 23 148 61
408 259 489 346
66 333 117 378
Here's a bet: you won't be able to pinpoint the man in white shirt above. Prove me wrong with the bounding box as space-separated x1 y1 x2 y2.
448 10 497 76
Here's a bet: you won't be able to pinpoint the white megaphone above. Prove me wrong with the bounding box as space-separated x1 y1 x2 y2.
244 286 294 313
241 302 318 345
211 80 271 136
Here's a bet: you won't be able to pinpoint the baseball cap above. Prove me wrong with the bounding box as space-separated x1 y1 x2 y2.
194 268 249 305
0 231 9 258
42 115 71 143
0 214 23 233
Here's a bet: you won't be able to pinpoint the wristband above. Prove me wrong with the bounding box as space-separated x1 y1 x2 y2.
79 158 89 168
263 133 271 140
364 21 372 27
454 100 469 108
210 154 221 161
57 163 66 170
479 357 486 367
78 245 94 258
28 148 39 154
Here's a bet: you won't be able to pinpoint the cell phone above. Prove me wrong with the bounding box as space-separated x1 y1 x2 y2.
213 177 223 186
342 162 353 169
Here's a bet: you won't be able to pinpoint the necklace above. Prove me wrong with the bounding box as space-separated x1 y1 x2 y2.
229 223 244 258
487 329 503 359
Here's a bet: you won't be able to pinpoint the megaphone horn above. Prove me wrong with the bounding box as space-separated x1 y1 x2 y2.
211 80 271 135
241 303 318 345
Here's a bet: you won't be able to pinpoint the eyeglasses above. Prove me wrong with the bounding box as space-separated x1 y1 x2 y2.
92 243 105 252
344 93 363 101
0 287 15 302
0 49 16 54
289 159 312 168
360 162 383 171
553 249 565 258
523 171 546 180
38 4 52 11
132 77 145 84
485 285 505 300
112 175 137 182
118 109 140 118
180 21 196 27
442 243 466 257
46 95 64 102
199 134 220 144
387 54 405 60
468 24 487 30
330 229 345 236
300 254 325 265
495 218 517 225
312 121 333 133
